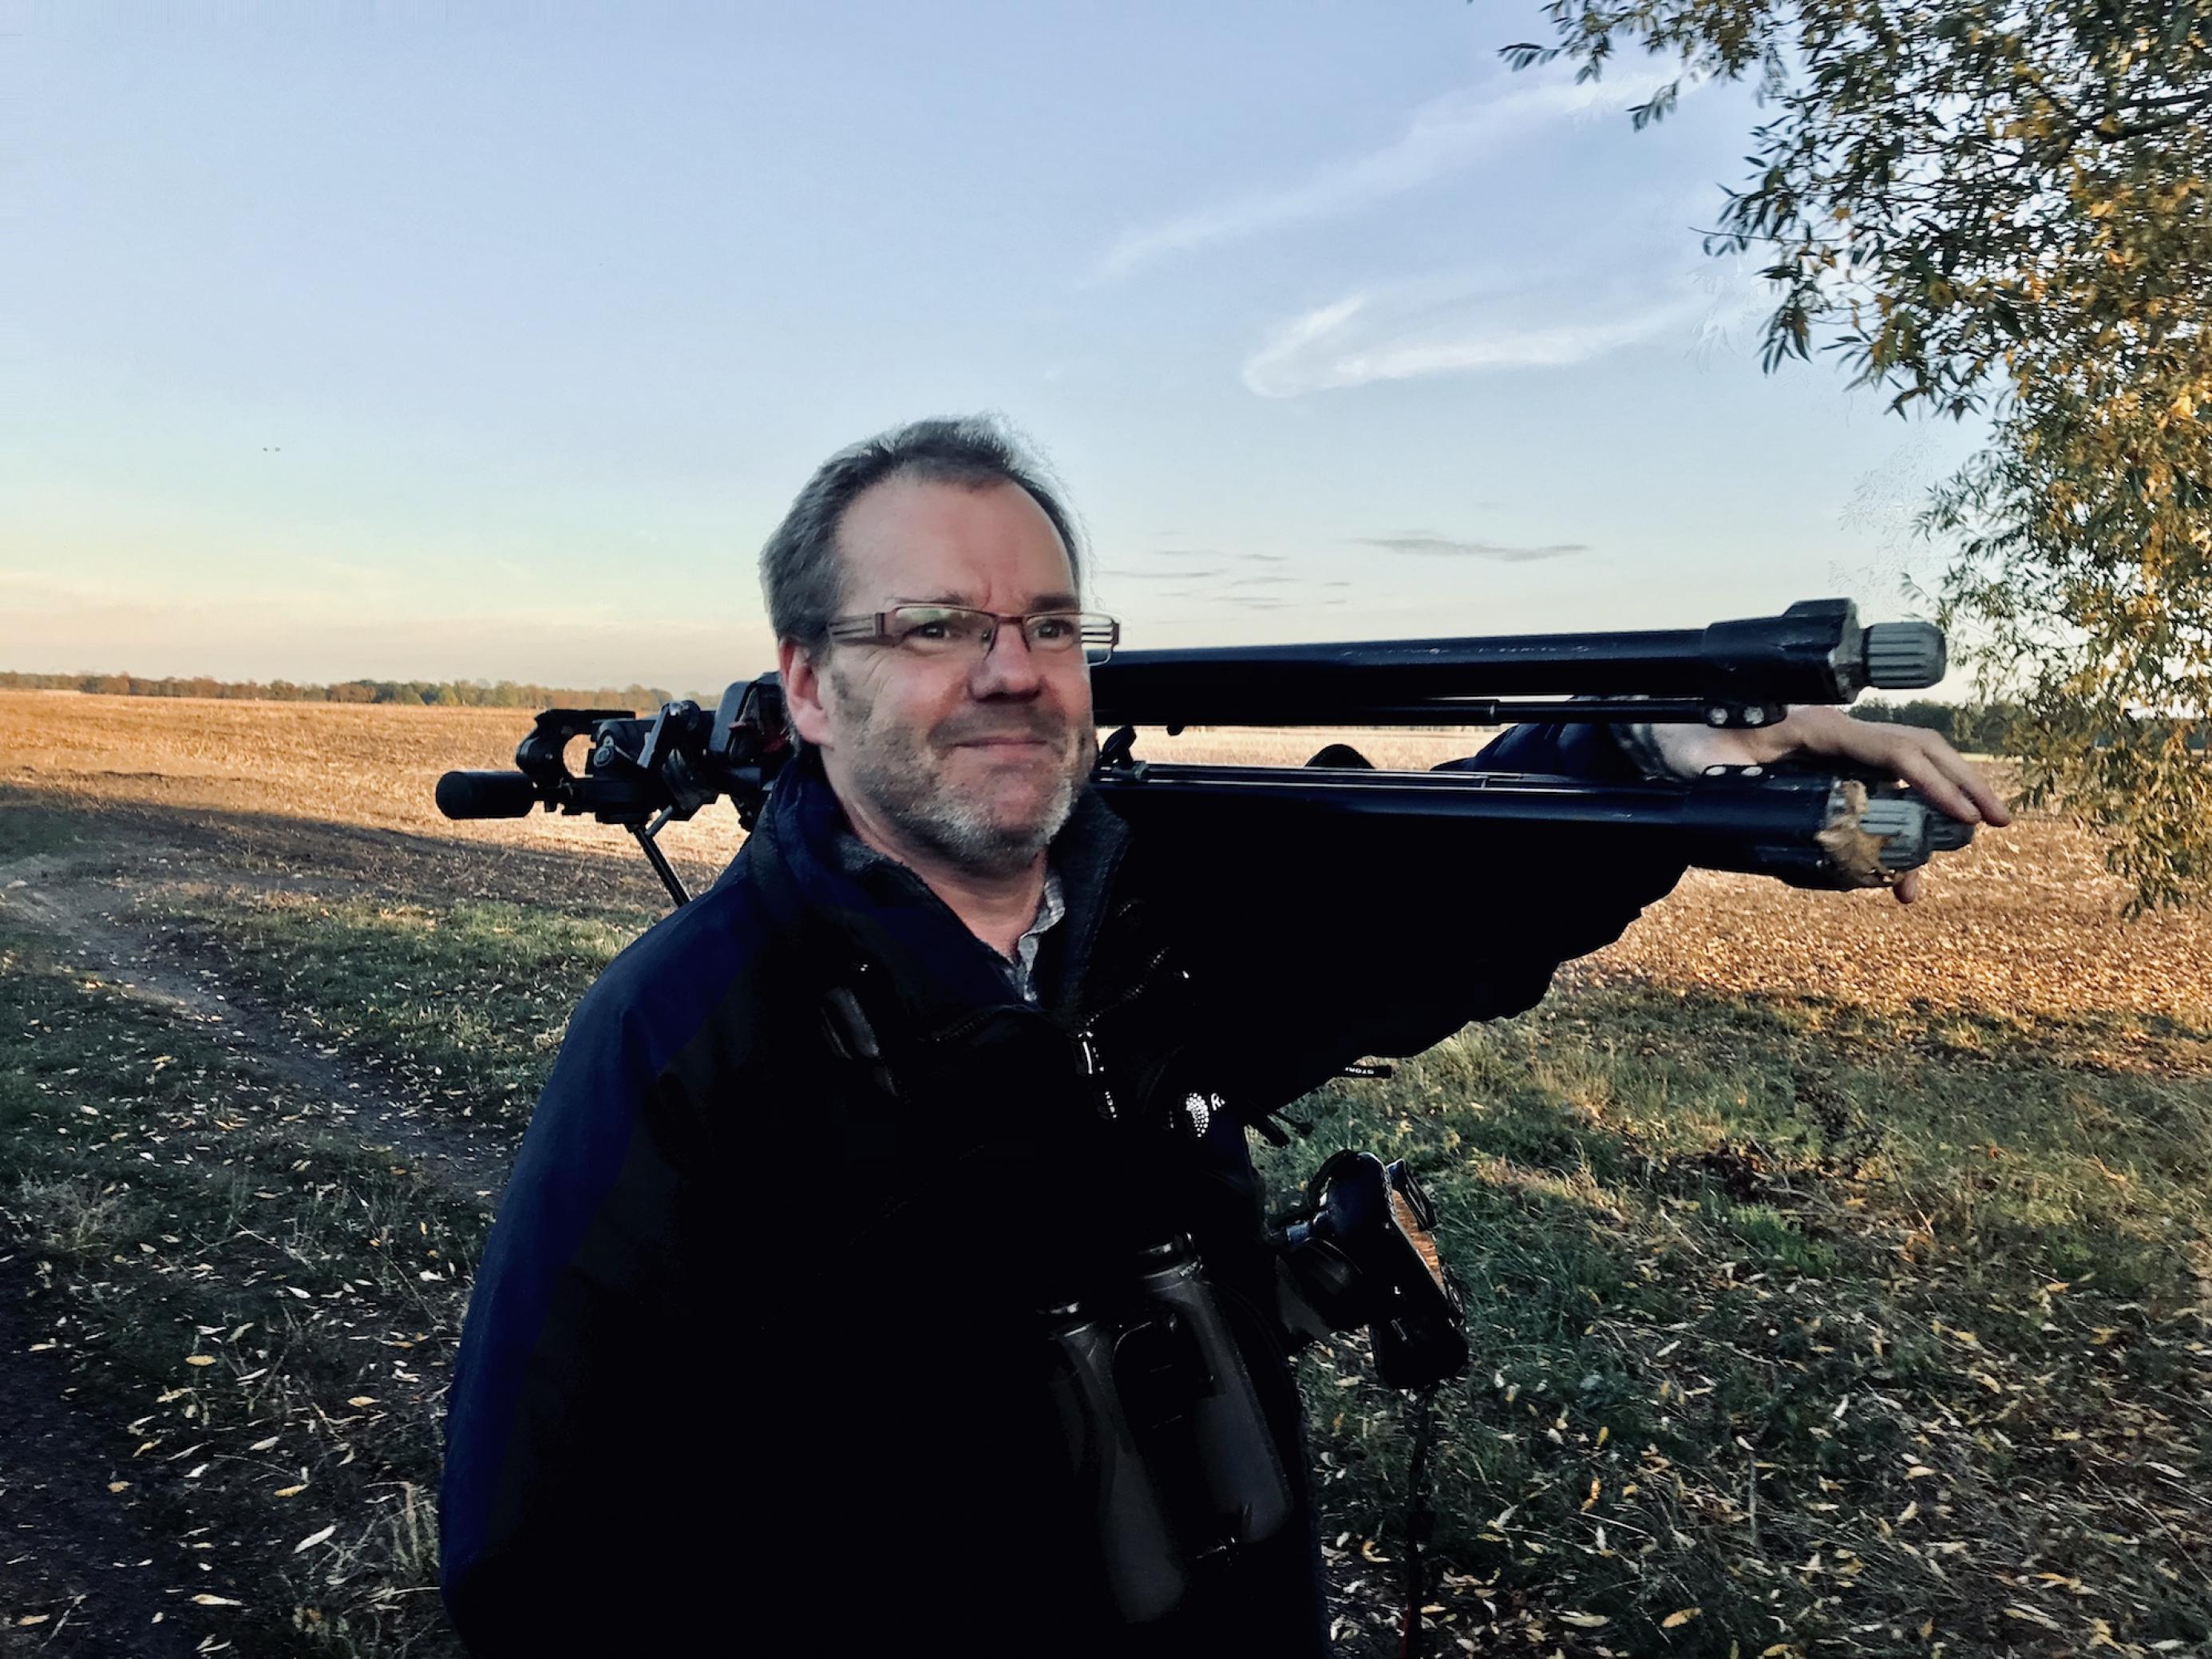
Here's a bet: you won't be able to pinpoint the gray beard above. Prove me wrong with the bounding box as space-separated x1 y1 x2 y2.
845 736 1085 878
826 663 1094 879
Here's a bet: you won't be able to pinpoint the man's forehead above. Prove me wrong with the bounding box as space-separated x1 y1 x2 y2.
837 474 1074 600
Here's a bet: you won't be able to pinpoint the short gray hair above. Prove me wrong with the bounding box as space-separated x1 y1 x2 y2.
759 415 1084 651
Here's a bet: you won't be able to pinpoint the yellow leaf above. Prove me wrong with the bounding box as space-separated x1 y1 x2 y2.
1663 1608 1702 1629
293 1524 336 1554
191 1594 242 1606
346 1396 378 1408
1897 1502 1919 1522
274 1483 307 1498
17 1615 51 1626
184 1355 216 1368
1596 1425 1609 1447
1905 1465 1936 1479
1561 1613 1609 1628
1920 1619 1936 1638
107 1480 129 1493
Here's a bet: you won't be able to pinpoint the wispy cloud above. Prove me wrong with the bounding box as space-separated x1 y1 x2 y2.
1102 566 1229 583
1242 278 1719 398
1355 534 1588 562
1093 69 1682 282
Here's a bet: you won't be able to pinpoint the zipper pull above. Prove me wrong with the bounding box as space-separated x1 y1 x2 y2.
1076 1027 1118 1122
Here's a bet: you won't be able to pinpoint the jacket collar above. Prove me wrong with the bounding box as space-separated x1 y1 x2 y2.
738 745 1130 1032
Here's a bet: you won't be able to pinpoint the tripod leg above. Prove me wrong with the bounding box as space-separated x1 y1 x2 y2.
629 824 691 909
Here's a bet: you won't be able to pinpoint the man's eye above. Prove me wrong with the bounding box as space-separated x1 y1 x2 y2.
1030 616 1075 641
908 620 952 640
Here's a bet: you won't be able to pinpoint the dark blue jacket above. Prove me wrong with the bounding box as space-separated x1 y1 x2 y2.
438 724 1681 1656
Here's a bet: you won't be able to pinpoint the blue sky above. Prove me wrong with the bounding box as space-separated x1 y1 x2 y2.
2 1 1986 693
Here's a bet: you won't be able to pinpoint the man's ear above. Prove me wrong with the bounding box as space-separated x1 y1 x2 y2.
778 637 835 748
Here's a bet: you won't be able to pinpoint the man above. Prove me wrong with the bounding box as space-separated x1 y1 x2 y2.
437 418 2008 1657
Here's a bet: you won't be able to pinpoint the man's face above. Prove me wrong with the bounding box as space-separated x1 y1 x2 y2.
780 474 1098 878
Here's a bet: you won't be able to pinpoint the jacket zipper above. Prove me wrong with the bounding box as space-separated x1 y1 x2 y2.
900 898 1185 1126
1075 1026 1116 1122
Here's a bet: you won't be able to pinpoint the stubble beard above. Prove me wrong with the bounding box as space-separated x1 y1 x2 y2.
829 667 1094 879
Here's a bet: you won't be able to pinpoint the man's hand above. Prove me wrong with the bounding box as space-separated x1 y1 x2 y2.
1642 706 2014 904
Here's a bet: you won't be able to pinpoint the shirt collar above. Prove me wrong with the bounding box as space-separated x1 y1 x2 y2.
830 829 1067 1005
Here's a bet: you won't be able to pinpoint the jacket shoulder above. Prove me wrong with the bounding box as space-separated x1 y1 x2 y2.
555 854 777 1082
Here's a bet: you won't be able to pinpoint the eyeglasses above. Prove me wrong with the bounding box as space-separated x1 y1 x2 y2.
822 604 1122 666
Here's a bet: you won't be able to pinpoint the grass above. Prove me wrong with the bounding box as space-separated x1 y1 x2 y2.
144 890 652 1127
22 881 2208 1655
1259 988 2212 1656
0 785 81 861
0 918 489 1656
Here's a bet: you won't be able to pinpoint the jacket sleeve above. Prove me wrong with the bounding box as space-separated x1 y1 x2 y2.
1173 721 1688 1111
437 932 726 1655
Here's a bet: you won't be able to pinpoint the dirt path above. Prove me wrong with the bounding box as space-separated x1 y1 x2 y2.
0 836 512 1654
1 836 514 1653
0 1282 211 1659
1 845 513 1202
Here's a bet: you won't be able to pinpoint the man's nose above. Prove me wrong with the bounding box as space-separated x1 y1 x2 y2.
969 622 1047 695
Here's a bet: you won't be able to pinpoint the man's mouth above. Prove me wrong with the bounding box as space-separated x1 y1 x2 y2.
947 728 1065 750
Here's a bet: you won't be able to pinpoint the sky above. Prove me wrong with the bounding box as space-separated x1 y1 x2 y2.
2 0 1990 695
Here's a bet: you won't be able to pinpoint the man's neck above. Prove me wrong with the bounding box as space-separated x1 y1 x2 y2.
842 810 1047 960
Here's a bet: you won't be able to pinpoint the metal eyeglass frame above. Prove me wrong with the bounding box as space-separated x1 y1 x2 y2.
821 604 1122 665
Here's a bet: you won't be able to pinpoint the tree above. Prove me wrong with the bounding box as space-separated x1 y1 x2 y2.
1507 0 2212 907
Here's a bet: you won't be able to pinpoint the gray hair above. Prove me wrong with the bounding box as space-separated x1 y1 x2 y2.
758 415 1084 651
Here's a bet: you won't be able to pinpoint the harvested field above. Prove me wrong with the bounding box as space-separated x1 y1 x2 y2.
10 689 2207 1030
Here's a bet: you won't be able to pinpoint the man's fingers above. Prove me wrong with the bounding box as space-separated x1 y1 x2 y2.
1893 869 1922 905
1939 745 2014 826
1890 732 2013 827
1889 746 1985 825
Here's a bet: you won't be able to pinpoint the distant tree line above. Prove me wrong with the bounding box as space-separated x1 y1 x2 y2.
1850 699 2015 753
1853 698 2204 755
0 671 681 709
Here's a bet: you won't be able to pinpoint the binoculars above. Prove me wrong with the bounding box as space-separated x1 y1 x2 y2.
1047 1154 1467 1624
